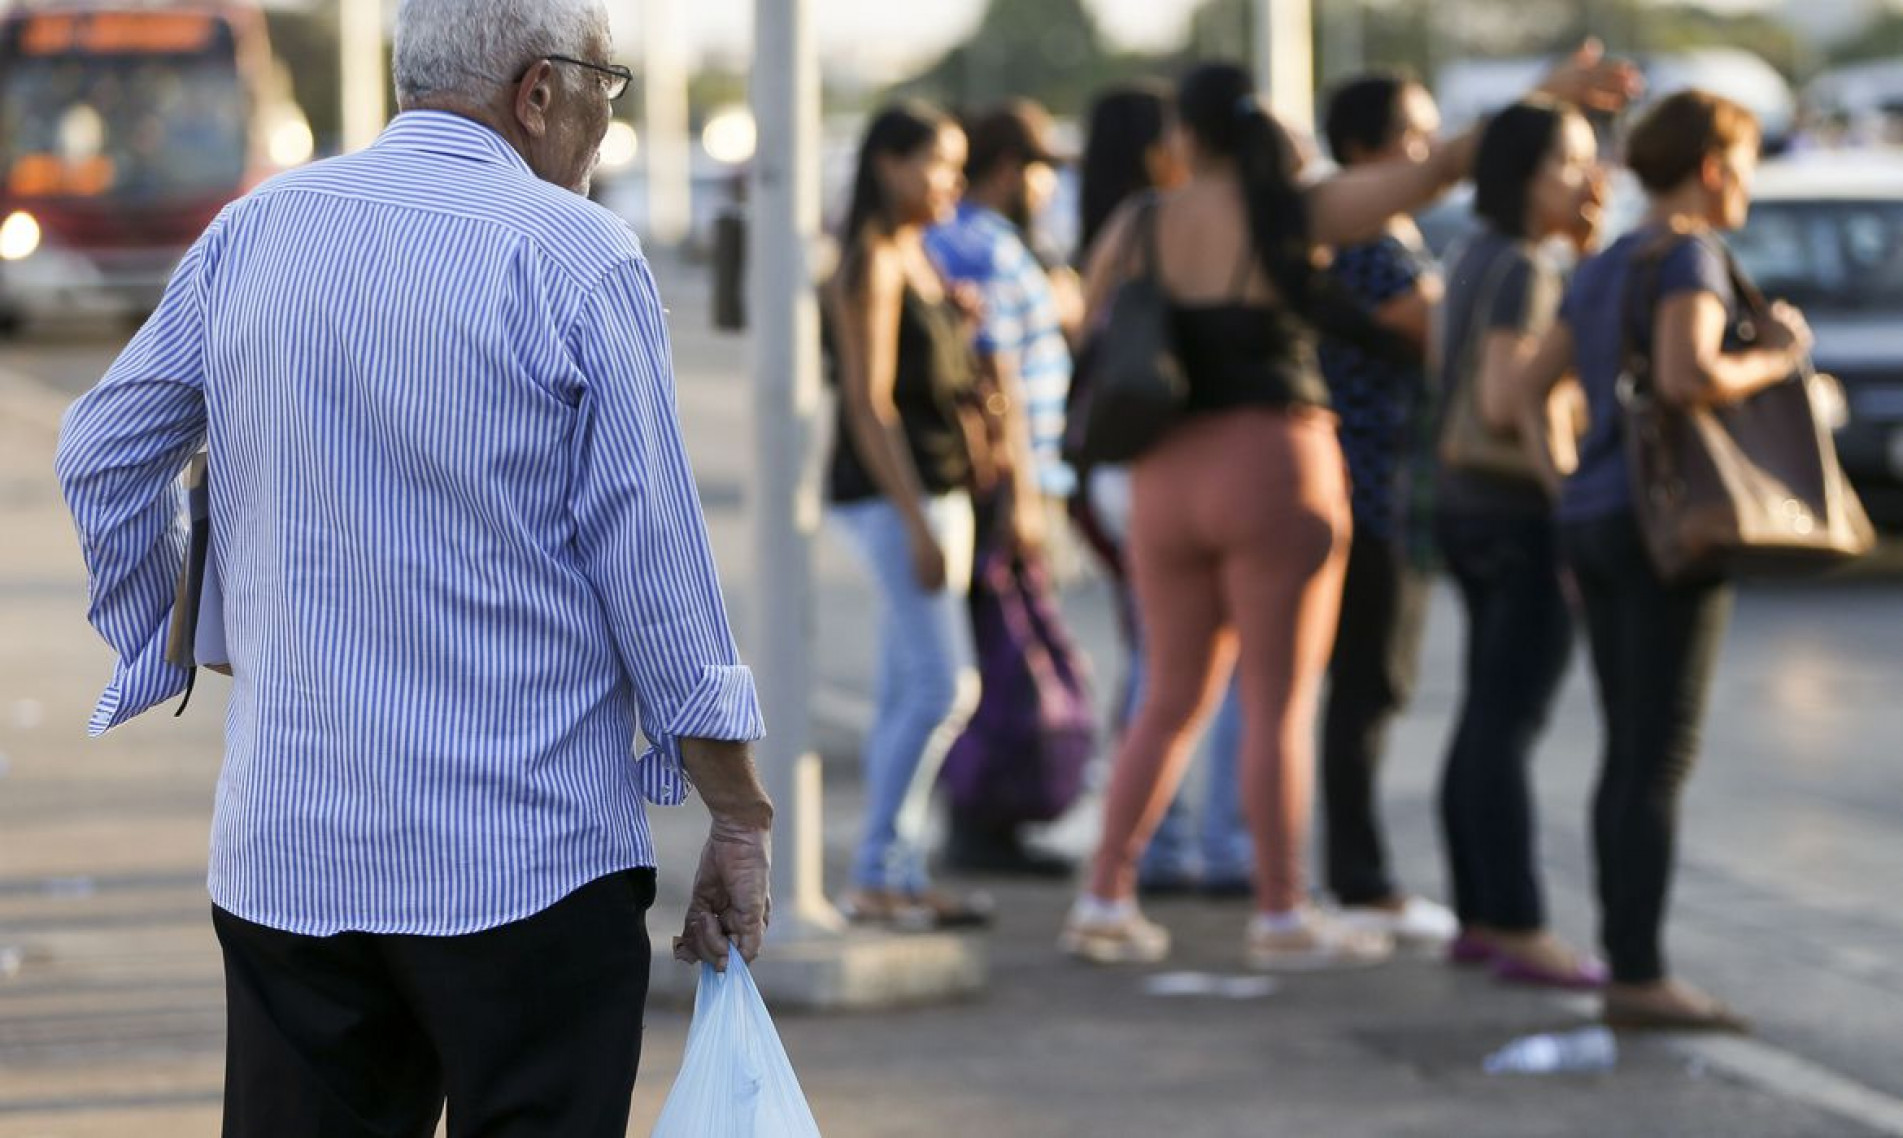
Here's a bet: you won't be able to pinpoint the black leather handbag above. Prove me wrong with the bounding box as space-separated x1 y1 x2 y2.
1072 196 1187 465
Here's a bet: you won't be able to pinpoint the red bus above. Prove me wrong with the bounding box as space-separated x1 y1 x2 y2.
0 3 309 333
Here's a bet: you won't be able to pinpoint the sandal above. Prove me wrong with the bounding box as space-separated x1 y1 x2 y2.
836 888 903 926
1060 897 1171 965
1603 983 1752 1034
895 888 994 931
1246 908 1394 972
1488 932 1608 990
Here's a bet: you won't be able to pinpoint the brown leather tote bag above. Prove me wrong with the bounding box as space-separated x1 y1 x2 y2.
1617 228 1875 582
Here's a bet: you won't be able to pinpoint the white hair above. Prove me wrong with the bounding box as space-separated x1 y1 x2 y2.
393 0 608 105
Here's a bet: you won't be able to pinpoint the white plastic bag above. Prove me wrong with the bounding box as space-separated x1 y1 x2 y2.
651 953 822 1137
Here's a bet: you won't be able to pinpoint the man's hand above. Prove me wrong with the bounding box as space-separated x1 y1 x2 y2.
672 816 772 972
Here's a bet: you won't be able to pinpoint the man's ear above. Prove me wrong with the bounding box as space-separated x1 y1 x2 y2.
514 60 557 139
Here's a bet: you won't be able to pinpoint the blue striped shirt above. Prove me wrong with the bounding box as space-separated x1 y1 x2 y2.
54 112 764 936
926 203 1076 497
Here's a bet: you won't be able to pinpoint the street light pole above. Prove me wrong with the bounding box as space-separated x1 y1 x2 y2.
749 0 841 940
1254 0 1315 132
642 0 692 247
339 0 386 153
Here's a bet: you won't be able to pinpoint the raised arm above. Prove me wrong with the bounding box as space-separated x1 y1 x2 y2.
1305 142 1474 250
1307 41 1640 249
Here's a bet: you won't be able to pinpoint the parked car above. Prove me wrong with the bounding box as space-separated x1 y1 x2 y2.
1732 152 1903 528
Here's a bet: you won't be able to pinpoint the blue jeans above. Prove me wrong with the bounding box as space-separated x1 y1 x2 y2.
834 493 978 893
1091 467 1252 886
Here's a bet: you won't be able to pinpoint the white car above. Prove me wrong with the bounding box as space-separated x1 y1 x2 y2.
1733 151 1903 526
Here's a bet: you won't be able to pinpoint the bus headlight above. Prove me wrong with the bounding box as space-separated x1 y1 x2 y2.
0 211 41 262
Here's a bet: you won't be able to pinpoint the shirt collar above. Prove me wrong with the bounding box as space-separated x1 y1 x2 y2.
373 111 535 177
956 201 1009 230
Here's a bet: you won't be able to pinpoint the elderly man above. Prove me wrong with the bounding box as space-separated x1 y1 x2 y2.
53 0 771 1133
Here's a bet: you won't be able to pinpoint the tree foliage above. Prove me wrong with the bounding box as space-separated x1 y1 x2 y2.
894 0 1151 114
1178 0 1806 81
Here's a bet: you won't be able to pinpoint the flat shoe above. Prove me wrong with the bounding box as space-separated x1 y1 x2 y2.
1493 953 1609 991
1339 896 1458 948
897 888 995 931
1448 932 1496 967
1603 996 1752 1034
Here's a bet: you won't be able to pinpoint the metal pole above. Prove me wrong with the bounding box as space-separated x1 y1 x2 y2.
749 0 841 939
339 0 386 153
1321 0 1366 89
643 0 692 248
1254 0 1316 133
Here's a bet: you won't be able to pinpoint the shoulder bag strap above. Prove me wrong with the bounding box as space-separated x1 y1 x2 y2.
1619 226 1698 399
1439 237 1525 400
1463 240 1531 376
1136 192 1163 284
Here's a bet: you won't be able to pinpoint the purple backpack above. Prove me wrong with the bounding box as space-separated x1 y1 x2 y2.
940 550 1096 826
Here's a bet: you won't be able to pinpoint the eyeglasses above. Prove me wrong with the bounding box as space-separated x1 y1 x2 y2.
521 55 632 100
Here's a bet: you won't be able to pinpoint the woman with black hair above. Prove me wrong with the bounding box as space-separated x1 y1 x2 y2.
1435 99 1607 988
1077 83 1182 265
1071 83 1254 899
825 102 992 930
1061 51 1636 970
1517 90 1808 1031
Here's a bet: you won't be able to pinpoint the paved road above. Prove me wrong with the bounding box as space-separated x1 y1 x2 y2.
4 262 1903 1137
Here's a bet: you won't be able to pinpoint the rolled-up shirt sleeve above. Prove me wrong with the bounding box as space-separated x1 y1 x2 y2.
566 254 765 803
54 215 225 735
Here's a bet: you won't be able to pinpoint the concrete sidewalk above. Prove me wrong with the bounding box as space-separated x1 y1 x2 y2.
5 290 1902 1136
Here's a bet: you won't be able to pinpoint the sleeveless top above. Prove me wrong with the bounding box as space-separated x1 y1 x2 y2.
828 285 978 504
1162 216 1329 415
1173 302 1328 414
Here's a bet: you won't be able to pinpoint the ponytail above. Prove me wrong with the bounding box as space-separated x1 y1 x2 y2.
1230 97 1321 325
1177 63 1414 363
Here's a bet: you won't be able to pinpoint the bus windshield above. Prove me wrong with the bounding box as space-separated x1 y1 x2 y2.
2 34 247 200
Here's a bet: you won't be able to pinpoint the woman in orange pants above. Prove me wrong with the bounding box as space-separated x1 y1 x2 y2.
1062 53 1636 970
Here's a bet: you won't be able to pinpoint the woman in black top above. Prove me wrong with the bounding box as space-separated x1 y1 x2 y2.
825 102 991 929
1069 83 1256 897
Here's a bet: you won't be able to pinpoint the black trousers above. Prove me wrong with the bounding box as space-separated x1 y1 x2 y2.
1320 530 1430 905
1436 510 1575 933
214 869 656 1138
1563 512 1732 985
